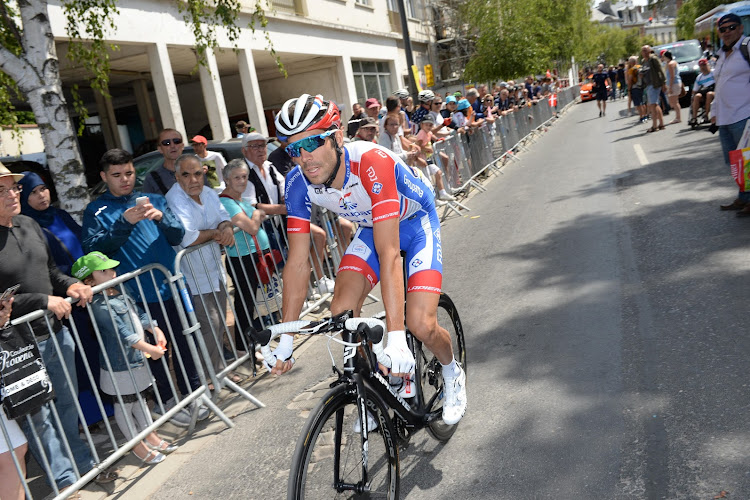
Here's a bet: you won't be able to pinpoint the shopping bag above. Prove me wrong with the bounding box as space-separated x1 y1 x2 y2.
255 275 282 318
0 325 55 419
729 147 750 192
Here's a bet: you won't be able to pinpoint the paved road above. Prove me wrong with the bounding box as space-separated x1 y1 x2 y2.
139 99 750 499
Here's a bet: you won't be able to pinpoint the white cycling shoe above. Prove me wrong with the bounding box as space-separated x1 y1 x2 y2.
352 410 379 433
442 364 467 425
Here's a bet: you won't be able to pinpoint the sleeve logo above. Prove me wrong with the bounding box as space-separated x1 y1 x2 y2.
371 182 383 194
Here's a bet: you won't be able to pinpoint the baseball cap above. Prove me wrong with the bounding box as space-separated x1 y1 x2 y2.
445 96 457 104
0 162 24 182
698 58 708 65
72 251 120 280
420 114 436 125
718 13 741 26
365 98 380 109
190 135 208 144
358 116 378 129
242 132 269 147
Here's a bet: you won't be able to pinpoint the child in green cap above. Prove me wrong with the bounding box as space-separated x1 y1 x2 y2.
72 251 177 465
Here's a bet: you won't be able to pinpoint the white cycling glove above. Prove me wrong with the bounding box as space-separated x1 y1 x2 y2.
264 334 294 372
382 330 415 375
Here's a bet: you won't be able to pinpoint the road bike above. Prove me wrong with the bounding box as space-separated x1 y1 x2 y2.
251 292 465 499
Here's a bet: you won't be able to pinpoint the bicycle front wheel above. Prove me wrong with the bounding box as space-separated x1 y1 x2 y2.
287 383 400 500
414 292 466 442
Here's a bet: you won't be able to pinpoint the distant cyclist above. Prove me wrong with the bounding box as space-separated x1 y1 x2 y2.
267 94 467 425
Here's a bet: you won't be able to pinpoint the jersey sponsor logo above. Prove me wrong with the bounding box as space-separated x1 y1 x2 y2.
314 187 324 194
411 258 423 267
374 149 389 159
403 174 424 197
366 166 378 182
350 242 372 260
373 211 399 222
407 284 442 293
340 209 372 219
371 182 383 194
433 227 441 242
339 192 357 210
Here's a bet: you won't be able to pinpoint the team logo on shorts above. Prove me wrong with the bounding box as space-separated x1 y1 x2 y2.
371 182 383 194
339 193 357 210
411 258 423 267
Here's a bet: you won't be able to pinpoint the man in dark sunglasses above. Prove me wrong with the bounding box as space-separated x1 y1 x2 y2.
712 13 750 216
142 128 186 195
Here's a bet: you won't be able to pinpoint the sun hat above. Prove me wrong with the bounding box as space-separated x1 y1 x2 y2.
0 162 24 182
457 99 470 111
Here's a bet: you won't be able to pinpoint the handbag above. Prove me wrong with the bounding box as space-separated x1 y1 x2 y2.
252 233 283 285
0 325 55 419
254 275 282 318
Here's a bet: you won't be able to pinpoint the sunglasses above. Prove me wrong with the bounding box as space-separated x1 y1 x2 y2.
719 23 739 33
285 130 336 158
160 137 183 146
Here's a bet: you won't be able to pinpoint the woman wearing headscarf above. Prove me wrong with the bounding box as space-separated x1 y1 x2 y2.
18 172 84 274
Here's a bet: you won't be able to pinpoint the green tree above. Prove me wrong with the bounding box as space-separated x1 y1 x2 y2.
0 0 276 216
676 0 726 40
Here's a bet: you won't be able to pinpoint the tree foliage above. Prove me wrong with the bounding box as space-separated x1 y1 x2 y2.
676 0 726 40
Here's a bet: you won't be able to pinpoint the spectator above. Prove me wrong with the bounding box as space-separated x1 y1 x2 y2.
454 98 470 133
414 115 455 201
364 98 380 121
608 66 618 100
72 251 177 465
481 94 498 125
404 95 415 118
392 88 413 130
190 135 227 189
219 159 269 346
465 88 484 120
142 128 185 196
712 13 750 215
235 120 249 138
267 137 296 178
18 172 83 275
0 165 118 493
166 154 235 376
82 148 202 427
354 117 379 142
592 64 611 117
617 63 627 98
0 301 27 500
441 96 461 132
689 58 715 126
411 90 435 129
640 45 666 132
663 51 682 124
496 89 515 115
381 96 408 140
379 114 419 164
346 102 366 139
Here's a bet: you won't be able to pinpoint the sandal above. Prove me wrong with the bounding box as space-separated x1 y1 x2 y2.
229 372 244 384
646 127 657 133
133 447 166 465
146 439 179 455
658 125 665 130
94 468 119 484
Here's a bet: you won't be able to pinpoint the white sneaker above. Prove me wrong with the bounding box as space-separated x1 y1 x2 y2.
317 276 335 294
438 190 456 201
442 364 466 425
352 410 379 433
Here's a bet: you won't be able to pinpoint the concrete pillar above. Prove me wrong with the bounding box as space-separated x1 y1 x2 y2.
93 89 121 149
236 49 268 136
198 48 232 142
335 55 359 120
147 42 187 139
133 79 159 141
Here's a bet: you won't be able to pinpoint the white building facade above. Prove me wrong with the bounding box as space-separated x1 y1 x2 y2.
46 0 433 157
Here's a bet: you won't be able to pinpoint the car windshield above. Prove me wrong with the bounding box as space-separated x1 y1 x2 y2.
665 43 702 63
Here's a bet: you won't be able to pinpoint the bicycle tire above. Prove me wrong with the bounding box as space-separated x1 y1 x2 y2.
287 382 400 500
414 292 466 442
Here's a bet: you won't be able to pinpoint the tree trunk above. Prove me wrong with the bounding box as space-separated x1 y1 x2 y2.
0 0 90 219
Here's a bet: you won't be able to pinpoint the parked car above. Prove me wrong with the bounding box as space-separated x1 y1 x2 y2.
579 74 611 102
89 140 279 196
653 39 703 108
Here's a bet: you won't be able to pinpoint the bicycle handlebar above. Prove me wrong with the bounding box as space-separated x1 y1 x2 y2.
250 313 389 370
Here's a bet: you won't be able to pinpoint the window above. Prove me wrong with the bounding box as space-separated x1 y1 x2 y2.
352 60 393 104
386 0 418 18
355 0 371 5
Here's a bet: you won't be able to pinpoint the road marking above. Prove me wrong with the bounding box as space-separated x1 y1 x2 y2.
634 144 649 166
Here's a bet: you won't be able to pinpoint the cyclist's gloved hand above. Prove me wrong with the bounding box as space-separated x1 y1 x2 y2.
383 330 414 376
264 334 295 374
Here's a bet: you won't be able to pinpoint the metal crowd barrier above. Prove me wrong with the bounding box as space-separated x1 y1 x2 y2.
2 263 222 500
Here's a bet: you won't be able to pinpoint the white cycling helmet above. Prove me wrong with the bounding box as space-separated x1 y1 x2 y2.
393 88 409 99
274 94 341 141
418 90 435 103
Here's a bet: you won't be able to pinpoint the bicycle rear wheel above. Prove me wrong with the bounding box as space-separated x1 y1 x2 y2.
287 383 400 499
414 292 466 442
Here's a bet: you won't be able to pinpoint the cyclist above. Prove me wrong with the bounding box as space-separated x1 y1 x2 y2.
267 94 467 425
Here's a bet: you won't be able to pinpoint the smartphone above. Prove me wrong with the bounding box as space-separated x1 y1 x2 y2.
135 196 149 206
0 284 20 302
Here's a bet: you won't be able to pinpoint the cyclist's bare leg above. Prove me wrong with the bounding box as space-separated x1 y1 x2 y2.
329 270 371 316
405 291 453 365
